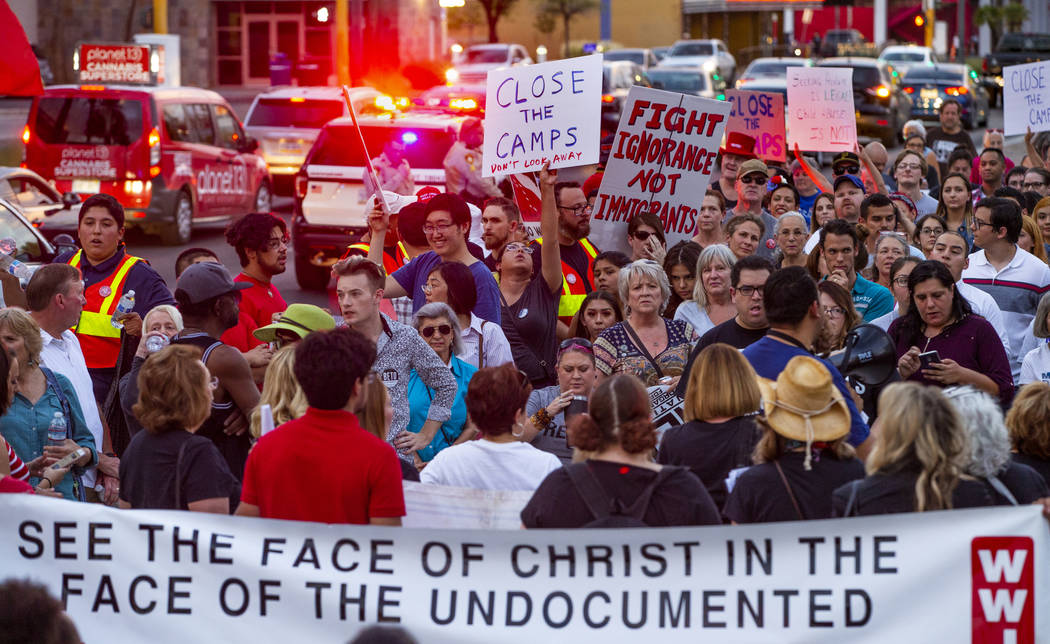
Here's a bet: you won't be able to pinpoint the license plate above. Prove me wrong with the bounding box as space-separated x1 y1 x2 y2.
279 141 304 154
71 179 99 193
920 88 938 100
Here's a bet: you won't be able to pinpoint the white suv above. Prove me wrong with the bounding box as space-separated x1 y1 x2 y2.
660 39 736 85
447 43 532 85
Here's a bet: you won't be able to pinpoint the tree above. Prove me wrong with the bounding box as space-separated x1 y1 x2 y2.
476 0 521 43
976 1 1030 49
533 0 599 58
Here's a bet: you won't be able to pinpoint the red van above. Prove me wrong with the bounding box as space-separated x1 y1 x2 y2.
23 85 271 244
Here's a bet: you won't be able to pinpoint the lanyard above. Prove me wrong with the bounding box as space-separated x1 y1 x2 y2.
767 330 809 352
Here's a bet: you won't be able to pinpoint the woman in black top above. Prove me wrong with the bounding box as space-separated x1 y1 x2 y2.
119 345 238 513
521 374 720 528
658 343 762 510
1006 383 1050 488
832 382 995 517
724 355 865 523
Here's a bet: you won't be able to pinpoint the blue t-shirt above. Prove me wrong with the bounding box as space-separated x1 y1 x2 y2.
406 356 476 462
851 275 894 322
392 251 502 323
797 191 818 226
743 336 869 447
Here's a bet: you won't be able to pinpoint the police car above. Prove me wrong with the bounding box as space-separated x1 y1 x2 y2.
243 85 383 195
292 112 465 290
23 84 270 245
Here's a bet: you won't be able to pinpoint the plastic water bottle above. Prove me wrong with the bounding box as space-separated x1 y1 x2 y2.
111 290 136 328
46 411 65 446
0 238 31 280
145 333 169 353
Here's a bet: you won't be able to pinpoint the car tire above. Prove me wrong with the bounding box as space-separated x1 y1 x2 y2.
255 181 272 213
162 190 193 246
294 253 330 291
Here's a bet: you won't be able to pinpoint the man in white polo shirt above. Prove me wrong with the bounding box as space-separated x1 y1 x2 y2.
961 197 1050 378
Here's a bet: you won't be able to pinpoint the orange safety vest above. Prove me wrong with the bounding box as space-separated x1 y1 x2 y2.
68 250 142 370
341 242 401 275
534 236 598 323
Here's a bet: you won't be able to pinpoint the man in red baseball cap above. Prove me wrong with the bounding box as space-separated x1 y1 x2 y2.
713 132 758 211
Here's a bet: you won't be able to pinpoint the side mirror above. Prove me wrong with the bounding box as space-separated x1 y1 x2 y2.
61 192 80 208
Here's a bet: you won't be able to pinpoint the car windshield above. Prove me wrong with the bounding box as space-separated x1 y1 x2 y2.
0 201 45 262
670 43 714 56
247 98 344 129
604 51 644 65
999 34 1050 52
649 71 706 92
33 97 144 145
883 51 925 62
746 61 802 76
465 48 508 64
310 125 456 169
819 64 880 88
904 68 963 83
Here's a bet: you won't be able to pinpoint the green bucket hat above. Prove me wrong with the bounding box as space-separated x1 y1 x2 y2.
252 303 336 343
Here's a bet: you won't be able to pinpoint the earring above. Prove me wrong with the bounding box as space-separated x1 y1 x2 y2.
511 421 525 438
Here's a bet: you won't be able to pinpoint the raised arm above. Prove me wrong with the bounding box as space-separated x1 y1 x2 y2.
538 164 563 294
365 201 408 297
857 143 888 195
794 144 833 193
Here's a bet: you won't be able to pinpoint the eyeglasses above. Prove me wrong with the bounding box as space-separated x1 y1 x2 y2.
558 337 593 356
420 324 452 338
558 202 591 216
1024 182 1047 190
896 163 922 172
920 226 944 236
632 230 656 241
423 222 457 235
264 236 290 251
738 174 765 185
972 218 993 230
823 306 846 318
734 285 765 297
504 243 534 254
833 165 860 176
892 276 911 287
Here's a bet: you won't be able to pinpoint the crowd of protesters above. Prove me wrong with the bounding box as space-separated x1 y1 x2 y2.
0 98 1049 548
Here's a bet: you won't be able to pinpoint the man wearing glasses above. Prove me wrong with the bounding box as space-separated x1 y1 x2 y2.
962 197 1050 379
221 213 289 361
1024 168 1050 198
531 181 599 330
723 158 777 259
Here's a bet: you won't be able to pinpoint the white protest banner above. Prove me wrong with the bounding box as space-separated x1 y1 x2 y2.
5 496 1047 643
403 481 532 529
590 86 730 254
1003 60 1050 136
787 67 857 152
725 90 787 162
483 55 602 177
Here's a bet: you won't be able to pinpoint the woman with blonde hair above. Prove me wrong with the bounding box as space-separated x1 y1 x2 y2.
358 372 419 481
119 344 238 513
814 281 862 356
1005 382 1050 486
1019 215 1048 263
658 343 762 509
832 382 994 516
249 346 307 438
673 244 737 337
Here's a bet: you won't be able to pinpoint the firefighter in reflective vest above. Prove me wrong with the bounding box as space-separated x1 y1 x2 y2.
533 236 598 326
56 194 175 404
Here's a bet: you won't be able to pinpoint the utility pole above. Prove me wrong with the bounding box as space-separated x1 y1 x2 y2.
336 0 350 85
153 0 167 33
924 0 934 49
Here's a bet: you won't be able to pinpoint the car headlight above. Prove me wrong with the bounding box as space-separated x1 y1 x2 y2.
445 68 460 84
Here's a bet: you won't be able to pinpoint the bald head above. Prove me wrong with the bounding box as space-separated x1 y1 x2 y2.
864 141 888 175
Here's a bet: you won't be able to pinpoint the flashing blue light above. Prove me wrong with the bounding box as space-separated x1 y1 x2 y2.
401 132 419 145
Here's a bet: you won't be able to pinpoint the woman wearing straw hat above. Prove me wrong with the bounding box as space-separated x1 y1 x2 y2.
724 355 865 523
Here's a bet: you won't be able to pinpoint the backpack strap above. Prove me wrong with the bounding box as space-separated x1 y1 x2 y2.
622 466 681 521
478 320 486 369
774 460 805 521
174 438 190 510
566 463 614 521
843 479 863 517
986 475 1019 506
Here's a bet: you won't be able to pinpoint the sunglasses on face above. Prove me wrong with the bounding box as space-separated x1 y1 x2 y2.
738 174 765 185
632 230 657 241
420 324 452 338
833 165 860 176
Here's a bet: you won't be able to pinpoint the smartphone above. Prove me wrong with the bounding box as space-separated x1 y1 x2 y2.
564 396 588 423
50 447 87 471
919 350 941 370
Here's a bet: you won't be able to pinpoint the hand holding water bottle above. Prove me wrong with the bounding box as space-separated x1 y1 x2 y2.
0 238 31 280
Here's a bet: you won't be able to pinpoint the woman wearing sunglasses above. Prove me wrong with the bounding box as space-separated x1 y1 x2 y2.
627 212 667 262
521 338 599 465
404 302 478 465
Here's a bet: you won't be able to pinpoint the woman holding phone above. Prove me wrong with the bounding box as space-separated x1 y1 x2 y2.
522 339 599 465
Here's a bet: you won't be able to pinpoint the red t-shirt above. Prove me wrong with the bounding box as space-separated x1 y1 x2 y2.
220 272 287 352
240 408 405 523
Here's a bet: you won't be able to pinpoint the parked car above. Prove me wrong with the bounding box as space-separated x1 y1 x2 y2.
652 46 670 62
877 45 938 76
410 84 486 117
817 57 912 146
660 39 736 84
447 43 532 85
735 56 812 89
243 86 383 196
647 67 726 100
901 63 989 129
293 112 464 290
603 48 661 70
601 61 652 136
0 167 80 241
23 84 271 245
983 33 1050 107
0 196 59 286
820 29 866 57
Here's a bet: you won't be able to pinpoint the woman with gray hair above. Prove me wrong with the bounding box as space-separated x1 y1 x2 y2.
405 302 478 465
673 244 737 335
944 385 1049 505
593 259 698 386
774 212 809 269
1020 291 1050 386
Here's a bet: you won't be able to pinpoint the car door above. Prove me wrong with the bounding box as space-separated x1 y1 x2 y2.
211 103 252 216
5 175 63 224
183 103 226 219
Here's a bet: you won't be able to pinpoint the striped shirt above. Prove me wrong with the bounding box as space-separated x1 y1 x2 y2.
6 441 28 480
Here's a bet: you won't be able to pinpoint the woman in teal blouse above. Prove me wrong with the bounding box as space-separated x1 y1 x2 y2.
0 308 96 501
406 303 477 464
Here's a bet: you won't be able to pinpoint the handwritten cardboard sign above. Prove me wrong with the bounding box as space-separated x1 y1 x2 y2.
590 86 730 254
786 66 857 152
482 55 602 177
725 89 786 162
1003 60 1050 136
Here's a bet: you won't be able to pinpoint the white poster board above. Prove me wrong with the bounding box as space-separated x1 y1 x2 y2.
786 66 857 152
590 86 730 254
1003 60 1050 136
483 55 603 176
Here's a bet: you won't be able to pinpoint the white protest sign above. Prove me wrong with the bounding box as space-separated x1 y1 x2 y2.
1003 60 1050 136
483 55 603 176
591 86 730 254
725 90 787 162
787 67 857 152
2 496 1047 643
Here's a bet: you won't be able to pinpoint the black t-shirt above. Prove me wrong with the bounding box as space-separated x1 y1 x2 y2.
710 180 738 211
657 417 760 510
530 239 594 293
724 450 865 523
831 471 996 517
988 460 1049 505
521 460 721 528
676 320 767 397
119 430 239 511
500 276 559 386
926 127 976 174
1012 452 1050 489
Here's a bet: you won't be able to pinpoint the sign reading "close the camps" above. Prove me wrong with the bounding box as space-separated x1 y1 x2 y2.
725 90 786 162
482 55 603 176
1003 60 1050 136
590 86 730 254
